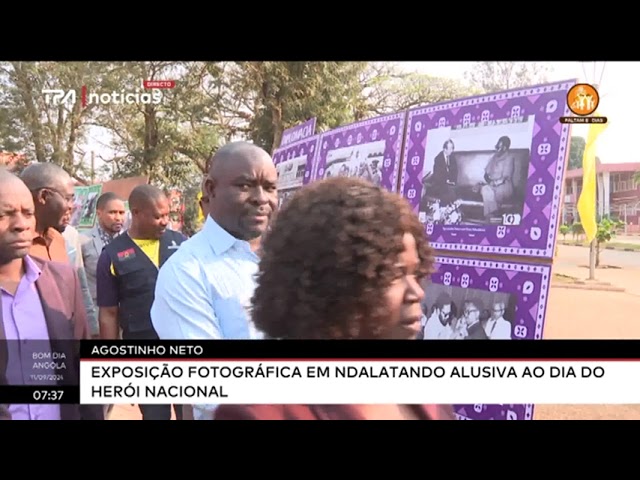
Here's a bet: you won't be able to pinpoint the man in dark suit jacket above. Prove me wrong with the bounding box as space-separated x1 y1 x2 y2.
0 170 103 420
429 139 458 205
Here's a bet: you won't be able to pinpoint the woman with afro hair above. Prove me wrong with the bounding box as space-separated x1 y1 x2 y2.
215 176 454 421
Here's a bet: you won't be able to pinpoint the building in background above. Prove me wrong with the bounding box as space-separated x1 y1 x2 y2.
562 160 640 233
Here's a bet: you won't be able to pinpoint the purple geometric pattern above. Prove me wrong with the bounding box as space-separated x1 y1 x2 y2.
431 255 552 420
272 134 321 188
400 80 576 259
310 112 407 192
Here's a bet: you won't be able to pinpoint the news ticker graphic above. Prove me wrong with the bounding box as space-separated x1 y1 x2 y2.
80 339 640 359
0 339 80 404
80 359 636 405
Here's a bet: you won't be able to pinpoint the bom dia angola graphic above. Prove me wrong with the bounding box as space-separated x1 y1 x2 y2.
560 83 608 125
42 80 175 108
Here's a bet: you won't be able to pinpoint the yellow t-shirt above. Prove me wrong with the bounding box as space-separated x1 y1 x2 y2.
110 239 160 275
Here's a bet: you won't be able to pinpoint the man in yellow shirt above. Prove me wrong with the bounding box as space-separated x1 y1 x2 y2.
96 184 186 420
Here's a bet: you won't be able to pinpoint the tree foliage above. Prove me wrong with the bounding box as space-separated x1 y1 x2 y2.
465 61 552 93
0 61 486 231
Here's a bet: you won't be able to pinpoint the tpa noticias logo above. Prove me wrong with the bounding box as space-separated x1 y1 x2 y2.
43 80 175 108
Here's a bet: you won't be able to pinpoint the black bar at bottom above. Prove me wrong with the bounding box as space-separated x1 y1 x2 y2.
0 386 79 404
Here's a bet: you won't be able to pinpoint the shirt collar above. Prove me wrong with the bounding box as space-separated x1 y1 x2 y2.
203 215 250 256
32 227 60 245
23 255 42 283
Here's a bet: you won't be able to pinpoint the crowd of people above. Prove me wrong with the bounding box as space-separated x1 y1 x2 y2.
0 140 455 421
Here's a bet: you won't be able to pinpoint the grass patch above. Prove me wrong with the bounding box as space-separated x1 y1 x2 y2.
608 242 640 250
553 273 578 283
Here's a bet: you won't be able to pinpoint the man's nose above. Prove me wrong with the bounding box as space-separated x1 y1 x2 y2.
250 187 270 204
13 214 32 231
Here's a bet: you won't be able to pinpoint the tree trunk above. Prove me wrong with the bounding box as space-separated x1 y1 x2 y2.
143 104 159 180
11 62 47 162
596 242 601 268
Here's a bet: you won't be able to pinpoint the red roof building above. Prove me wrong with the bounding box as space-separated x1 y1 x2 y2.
562 160 640 232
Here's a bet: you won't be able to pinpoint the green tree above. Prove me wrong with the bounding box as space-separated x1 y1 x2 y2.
465 62 553 93
568 136 586 170
233 62 366 153
595 217 625 267
0 61 114 182
354 62 479 117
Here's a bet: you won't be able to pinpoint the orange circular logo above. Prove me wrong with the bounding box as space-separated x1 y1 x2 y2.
567 83 599 116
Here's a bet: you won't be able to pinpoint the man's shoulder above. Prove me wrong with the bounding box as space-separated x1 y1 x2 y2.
79 228 96 244
159 239 205 276
103 232 130 252
165 229 187 243
33 257 76 281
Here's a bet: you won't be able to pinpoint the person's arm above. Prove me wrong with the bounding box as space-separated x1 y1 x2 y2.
70 266 104 420
151 257 223 340
96 250 120 340
502 154 515 182
77 266 99 338
151 256 223 420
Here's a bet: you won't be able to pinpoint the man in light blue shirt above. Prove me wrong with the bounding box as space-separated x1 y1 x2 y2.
151 141 278 420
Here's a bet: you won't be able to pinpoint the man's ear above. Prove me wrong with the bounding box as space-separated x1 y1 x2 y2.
205 178 216 199
34 189 47 205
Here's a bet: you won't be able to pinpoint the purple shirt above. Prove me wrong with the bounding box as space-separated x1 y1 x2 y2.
1 256 61 420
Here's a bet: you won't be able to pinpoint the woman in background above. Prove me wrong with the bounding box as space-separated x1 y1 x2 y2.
215 177 454 421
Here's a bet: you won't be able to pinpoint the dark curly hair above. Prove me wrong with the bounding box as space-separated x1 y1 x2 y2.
252 176 435 339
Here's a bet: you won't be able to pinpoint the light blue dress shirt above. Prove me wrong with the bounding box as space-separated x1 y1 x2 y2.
151 216 263 419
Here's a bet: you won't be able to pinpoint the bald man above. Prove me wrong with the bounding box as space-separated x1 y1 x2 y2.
0 170 102 420
96 184 186 420
20 162 75 263
151 142 278 420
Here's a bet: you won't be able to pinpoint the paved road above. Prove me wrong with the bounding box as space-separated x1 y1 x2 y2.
555 244 640 269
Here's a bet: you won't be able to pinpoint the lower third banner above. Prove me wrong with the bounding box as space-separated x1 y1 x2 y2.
80 359 634 406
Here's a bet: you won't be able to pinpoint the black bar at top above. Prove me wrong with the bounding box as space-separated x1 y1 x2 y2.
80 340 640 360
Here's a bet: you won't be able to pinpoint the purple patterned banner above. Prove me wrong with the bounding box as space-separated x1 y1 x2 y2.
400 80 576 259
311 113 407 192
272 134 320 208
423 255 552 420
279 118 317 148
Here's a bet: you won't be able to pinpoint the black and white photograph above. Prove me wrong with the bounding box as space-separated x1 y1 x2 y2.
276 154 308 191
419 116 535 226
277 188 298 209
276 154 309 209
419 283 515 340
322 140 384 186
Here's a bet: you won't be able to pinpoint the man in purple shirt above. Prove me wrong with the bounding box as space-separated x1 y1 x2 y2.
0 169 102 420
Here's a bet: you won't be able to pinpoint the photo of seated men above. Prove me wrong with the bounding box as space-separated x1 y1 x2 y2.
420 285 514 340
323 140 384 187
419 116 533 226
